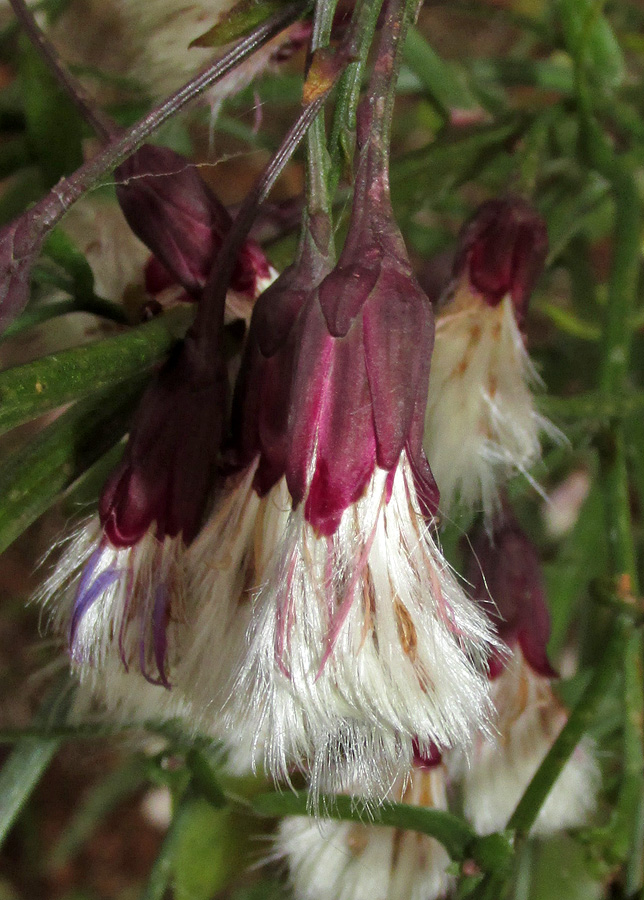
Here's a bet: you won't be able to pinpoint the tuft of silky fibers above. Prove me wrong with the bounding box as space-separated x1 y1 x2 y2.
39 517 192 724
450 651 600 836
276 765 453 900
221 454 497 801
424 286 554 523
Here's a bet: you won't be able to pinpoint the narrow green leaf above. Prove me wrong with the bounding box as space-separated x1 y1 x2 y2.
536 303 601 342
141 791 195 900
402 27 479 115
0 305 193 434
557 0 625 89
0 382 142 555
190 0 299 48
0 679 71 851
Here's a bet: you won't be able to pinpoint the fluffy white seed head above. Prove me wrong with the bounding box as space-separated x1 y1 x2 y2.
276 766 453 900
424 282 553 522
222 454 496 800
453 651 600 836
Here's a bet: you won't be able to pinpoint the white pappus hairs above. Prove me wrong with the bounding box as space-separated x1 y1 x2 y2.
276 765 453 900
223 453 497 800
38 517 191 723
452 651 600 836
424 283 555 522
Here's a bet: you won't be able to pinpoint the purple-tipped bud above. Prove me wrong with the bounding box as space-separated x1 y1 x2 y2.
463 505 557 679
452 197 548 324
99 334 226 547
283 197 438 535
233 214 335 495
116 144 270 300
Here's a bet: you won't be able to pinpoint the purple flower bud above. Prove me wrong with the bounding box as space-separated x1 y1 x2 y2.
116 144 270 300
275 196 438 535
99 334 227 547
452 197 548 325
233 215 335 495
463 505 557 679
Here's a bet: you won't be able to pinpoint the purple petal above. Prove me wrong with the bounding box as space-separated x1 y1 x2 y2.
69 566 121 651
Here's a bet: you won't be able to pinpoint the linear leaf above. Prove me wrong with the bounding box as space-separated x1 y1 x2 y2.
0 382 142 555
0 305 192 434
0 678 72 851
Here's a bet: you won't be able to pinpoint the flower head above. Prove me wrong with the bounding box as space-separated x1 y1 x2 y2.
277 755 453 900
451 507 599 835
463 503 557 679
423 197 551 521
116 144 275 316
452 196 548 326
217 139 495 798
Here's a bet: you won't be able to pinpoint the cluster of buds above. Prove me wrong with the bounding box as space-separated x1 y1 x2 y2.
41 143 274 721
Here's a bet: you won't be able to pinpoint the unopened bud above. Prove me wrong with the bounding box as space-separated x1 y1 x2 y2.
116 144 271 301
452 197 548 324
463 505 557 679
99 335 226 547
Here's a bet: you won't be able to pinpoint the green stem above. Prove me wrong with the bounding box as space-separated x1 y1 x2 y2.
140 790 194 900
508 617 626 837
328 0 385 189
303 0 337 221
252 791 513 875
576 67 644 892
1 296 128 338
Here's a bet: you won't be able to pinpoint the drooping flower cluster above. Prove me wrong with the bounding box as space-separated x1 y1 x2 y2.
41 144 274 721
31 3 601 893
424 198 552 522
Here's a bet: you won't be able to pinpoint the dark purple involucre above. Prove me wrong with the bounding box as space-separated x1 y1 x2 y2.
99 334 227 548
463 505 557 680
233 213 334 496
452 197 548 325
234 149 439 535
116 144 270 300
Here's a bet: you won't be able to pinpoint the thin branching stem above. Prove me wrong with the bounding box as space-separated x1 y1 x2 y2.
9 0 116 141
